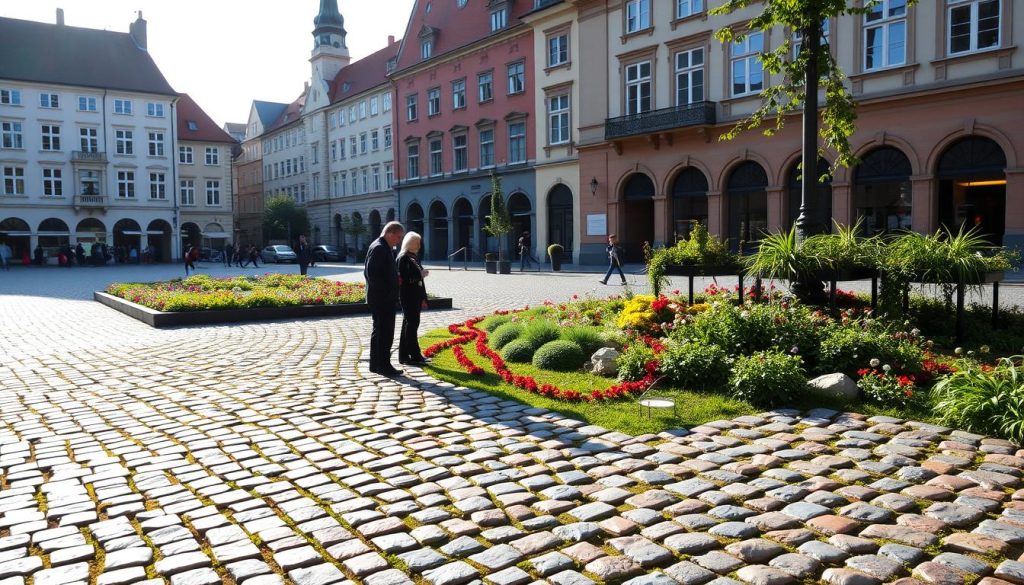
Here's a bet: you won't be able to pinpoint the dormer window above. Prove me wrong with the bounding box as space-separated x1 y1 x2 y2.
491 9 508 31
187 121 198 131
421 40 433 59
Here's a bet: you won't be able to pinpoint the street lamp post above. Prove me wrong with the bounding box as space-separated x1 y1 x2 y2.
796 19 822 242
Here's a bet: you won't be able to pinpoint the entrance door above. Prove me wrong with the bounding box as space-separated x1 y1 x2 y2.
936 136 1008 245
621 173 655 262
547 185 573 262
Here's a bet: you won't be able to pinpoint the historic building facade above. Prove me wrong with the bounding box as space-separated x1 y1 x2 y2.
392 0 538 262
235 101 287 249
575 0 1024 263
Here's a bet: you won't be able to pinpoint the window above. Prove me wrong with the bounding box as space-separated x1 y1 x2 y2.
453 134 468 172
548 95 570 145
113 99 133 114
206 180 220 206
408 144 420 179
373 166 381 191
479 129 495 167
331 141 338 161
78 96 97 112
548 34 569 67
39 93 59 109
427 88 441 116
359 101 367 119
312 142 319 164
2 167 25 196
361 169 368 193
179 145 193 164
117 171 135 198
625 61 652 114
371 129 380 151
1 122 22 149
338 138 346 160
148 132 164 156
352 173 359 194
300 156 305 172
147 103 165 117
41 125 61 151
370 97 379 116
115 129 134 155
676 0 703 19
625 0 651 33
675 47 705 105
383 93 392 112
0 89 21 106
42 168 62 197
339 172 347 196
385 164 394 189
360 132 368 154
949 0 1000 54
384 126 393 149
491 9 507 31
421 40 433 59
205 147 219 165
793 19 831 59
329 113 337 129
864 0 907 70
180 179 195 205
507 62 525 95
407 94 418 121
350 136 357 158
453 79 467 109
478 72 494 104
149 172 166 200
731 32 764 96
508 122 526 164
429 138 443 176
349 106 356 123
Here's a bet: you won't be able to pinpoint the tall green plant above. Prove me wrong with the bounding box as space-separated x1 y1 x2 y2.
647 221 736 295
933 356 1024 443
744 226 805 282
484 173 514 262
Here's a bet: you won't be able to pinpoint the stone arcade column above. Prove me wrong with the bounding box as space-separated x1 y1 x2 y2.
831 181 852 227
766 186 785 233
707 191 724 241
1004 168 1024 251
911 175 936 234
653 193 668 249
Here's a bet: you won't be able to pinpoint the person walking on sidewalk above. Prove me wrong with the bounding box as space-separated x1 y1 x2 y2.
297 235 313 276
224 243 234 268
518 231 540 271
184 245 199 276
599 234 627 285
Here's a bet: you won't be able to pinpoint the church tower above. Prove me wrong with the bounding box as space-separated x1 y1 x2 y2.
310 0 350 84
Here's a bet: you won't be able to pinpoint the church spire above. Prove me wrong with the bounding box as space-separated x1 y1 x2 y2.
313 0 346 47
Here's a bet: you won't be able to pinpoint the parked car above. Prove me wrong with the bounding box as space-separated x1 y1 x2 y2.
199 248 223 263
313 244 342 262
261 245 297 263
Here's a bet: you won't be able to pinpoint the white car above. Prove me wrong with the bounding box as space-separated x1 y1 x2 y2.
261 245 297 263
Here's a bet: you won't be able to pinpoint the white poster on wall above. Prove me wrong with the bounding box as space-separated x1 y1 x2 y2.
586 214 607 236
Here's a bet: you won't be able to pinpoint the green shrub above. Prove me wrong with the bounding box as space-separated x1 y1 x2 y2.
490 322 524 350
817 325 923 376
502 339 536 363
521 319 561 349
682 302 825 361
482 315 512 332
532 340 586 372
933 356 1024 442
561 327 606 356
659 340 730 391
617 344 656 382
729 350 806 407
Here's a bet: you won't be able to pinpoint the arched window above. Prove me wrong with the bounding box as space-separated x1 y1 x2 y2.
726 162 768 251
853 147 912 235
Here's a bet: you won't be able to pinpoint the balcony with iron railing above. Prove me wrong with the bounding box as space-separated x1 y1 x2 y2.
605 101 716 141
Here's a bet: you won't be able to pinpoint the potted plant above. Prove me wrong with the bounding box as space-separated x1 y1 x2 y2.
548 244 564 272
485 253 498 274
484 172 514 275
648 221 739 298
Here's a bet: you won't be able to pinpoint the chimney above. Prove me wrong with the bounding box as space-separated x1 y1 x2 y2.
388 35 395 45
129 11 148 50
56 8 65 26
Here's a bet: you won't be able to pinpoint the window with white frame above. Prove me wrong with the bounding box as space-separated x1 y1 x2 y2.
205 147 219 165
479 71 494 102
39 93 59 108
507 62 525 95
625 61 652 114
2 166 25 195
625 0 651 33
508 122 526 164
339 172 347 196
349 106 356 123
453 134 468 172
0 89 21 105
370 97 379 116
429 138 443 176
41 124 61 151
383 93 392 112
1 121 23 149
479 128 495 168
675 47 705 105
117 171 135 198
78 96 97 112
548 34 569 67
150 172 166 199
384 126 393 149
331 141 338 161
148 132 164 156
180 179 195 205
421 40 433 59
147 103 165 117
300 156 305 172
793 19 831 59
371 129 379 151
385 164 394 189
206 180 221 206
548 95 570 145
864 0 907 70
407 94 418 121
408 144 420 179
948 0 1000 54
361 169 368 193
350 136 357 158
179 145 193 164
359 101 367 119
78 127 97 153
373 166 381 191
331 172 339 198
312 142 319 164
453 79 467 109
731 32 764 96
329 112 337 129
676 0 703 19
115 129 133 155
491 8 507 31
113 99 132 114
42 168 62 197
351 172 358 194
427 88 441 116
360 132 368 154
338 138 346 160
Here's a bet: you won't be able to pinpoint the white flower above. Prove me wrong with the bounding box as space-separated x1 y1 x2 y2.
980 345 991 354
910 328 921 336
882 364 892 373
955 347 964 355
869 358 880 368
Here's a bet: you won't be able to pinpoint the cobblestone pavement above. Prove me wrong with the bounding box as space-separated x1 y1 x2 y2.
1 264 1023 585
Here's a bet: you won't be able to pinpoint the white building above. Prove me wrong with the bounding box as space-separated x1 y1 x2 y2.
0 11 182 262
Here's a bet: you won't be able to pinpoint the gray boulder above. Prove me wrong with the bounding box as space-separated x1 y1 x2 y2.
591 348 621 376
807 373 859 400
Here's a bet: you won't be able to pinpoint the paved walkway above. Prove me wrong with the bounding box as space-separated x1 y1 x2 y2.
0 264 1022 585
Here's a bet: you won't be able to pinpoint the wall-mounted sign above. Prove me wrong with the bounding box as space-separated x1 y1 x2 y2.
586 214 607 236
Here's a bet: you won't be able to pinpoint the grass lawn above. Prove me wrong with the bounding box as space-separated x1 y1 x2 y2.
419 327 940 436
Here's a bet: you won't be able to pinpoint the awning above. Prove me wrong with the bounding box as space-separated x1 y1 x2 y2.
120 231 144 236
37 231 71 237
145 230 167 235
201 232 230 238
0 231 32 236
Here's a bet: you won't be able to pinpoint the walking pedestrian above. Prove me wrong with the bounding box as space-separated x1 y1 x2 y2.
75 243 86 267
224 243 234 268
365 221 405 377
599 234 627 285
184 245 198 276
296 235 312 276
249 245 260 268
518 231 539 271
397 232 430 365
0 241 11 271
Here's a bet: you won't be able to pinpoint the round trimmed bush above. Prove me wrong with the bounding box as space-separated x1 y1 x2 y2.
482 315 512 332
729 350 806 407
522 319 561 349
532 340 586 372
561 327 606 356
502 339 536 363
490 322 524 350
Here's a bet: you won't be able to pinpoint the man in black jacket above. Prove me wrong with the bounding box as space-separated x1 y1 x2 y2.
297 235 312 276
364 221 405 377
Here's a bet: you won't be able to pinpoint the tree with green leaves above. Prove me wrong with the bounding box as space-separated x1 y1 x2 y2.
262 195 310 244
485 173 514 262
342 213 368 255
712 0 916 239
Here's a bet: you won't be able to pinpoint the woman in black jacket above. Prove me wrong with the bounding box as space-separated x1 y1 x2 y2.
397 232 430 365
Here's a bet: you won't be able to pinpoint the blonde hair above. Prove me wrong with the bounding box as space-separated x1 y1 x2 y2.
400 231 422 256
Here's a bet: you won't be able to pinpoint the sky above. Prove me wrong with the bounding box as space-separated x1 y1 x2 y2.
1 0 416 127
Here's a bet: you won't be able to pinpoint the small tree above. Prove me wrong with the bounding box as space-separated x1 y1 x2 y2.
263 196 310 244
484 173 514 262
341 214 368 255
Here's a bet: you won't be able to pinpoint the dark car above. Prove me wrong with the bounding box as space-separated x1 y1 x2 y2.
313 244 343 262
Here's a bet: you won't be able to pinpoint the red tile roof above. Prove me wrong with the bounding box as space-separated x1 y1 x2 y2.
394 0 531 73
265 93 307 134
329 37 401 103
176 94 237 144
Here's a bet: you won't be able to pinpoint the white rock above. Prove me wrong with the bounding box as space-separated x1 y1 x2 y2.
807 373 859 400
591 348 621 376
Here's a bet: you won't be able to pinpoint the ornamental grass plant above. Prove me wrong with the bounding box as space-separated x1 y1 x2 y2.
932 356 1024 443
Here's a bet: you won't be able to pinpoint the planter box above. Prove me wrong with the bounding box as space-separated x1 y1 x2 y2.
909 270 1004 285
663 264 740 277
485 261 497 274
498 260 512 275
95 291 454 328
806 267 878 282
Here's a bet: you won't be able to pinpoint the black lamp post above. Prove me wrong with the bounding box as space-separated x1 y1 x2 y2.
796 18 823 242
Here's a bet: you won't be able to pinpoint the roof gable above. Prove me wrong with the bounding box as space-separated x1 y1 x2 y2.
328 37 401 103
176 94 237 144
